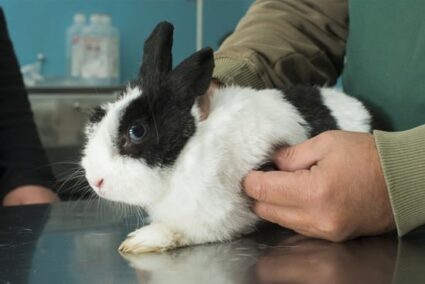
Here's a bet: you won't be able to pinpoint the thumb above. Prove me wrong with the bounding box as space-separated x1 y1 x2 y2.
273 136 322 171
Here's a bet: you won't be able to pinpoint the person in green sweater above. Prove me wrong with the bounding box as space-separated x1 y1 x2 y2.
205 0 425 241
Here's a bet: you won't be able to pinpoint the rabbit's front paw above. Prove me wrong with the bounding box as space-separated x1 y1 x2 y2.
119 224 185 254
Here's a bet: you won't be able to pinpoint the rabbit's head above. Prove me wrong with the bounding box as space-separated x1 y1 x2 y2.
81 22 214 207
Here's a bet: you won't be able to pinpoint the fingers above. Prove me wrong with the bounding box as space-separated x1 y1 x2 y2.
243 170 310 206
243 170 318 237
273 135 323 171
253 202 310 234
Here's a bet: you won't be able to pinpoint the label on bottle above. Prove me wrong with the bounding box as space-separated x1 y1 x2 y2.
71 36 84 77
80 36 119 85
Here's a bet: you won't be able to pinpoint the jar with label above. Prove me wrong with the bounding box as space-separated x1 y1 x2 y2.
80 13 120 86
66 13 86 78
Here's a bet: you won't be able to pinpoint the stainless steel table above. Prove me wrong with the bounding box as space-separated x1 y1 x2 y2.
1 200 424 284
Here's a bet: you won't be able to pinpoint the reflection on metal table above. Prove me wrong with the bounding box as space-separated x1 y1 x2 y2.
1 200 424 284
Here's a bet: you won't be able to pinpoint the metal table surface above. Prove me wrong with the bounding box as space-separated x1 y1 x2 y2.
1 200 424 284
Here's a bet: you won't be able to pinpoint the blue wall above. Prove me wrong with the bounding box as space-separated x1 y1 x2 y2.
1 0 253 84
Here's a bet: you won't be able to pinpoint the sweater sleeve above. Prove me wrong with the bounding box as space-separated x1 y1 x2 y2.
0 8 56 201
213 0 349 89
213 0 425 236
374 125 425 236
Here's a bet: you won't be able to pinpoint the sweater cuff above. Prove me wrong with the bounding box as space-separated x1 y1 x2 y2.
374 125 425 236
213 57 265 89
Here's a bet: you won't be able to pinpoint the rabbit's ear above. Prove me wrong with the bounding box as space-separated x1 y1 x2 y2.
139 22 173 84
169 47 214 101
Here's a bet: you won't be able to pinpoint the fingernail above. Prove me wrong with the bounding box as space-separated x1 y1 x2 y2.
244 171 262 196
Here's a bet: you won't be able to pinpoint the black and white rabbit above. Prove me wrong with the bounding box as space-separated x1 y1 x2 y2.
81 22 371 254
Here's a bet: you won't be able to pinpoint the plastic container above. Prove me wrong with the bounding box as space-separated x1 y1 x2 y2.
80 13 120 86
66 13 86 78
100 14 120 86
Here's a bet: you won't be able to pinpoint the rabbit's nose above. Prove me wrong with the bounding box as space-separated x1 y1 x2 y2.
94 178 104 189
89 178 104 191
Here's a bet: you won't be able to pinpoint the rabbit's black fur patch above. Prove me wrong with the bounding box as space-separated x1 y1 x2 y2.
281 85 339 137
117 22 214 167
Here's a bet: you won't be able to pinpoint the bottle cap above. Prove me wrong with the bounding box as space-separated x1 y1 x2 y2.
74 13 86 24
100 14 112 25
90 13 102 25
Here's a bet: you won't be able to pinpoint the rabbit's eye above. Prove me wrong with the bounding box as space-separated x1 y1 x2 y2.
128 123 147 144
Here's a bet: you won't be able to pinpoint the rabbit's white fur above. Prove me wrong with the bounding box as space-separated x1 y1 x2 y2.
320 88 371 131
82 84 370 253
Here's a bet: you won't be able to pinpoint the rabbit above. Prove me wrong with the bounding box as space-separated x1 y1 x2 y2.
81 22 371 254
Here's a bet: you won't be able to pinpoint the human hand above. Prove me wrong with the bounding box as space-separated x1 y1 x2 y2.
3 185 60 206
255 235 397 284
244 130 396 241
197 80 221 120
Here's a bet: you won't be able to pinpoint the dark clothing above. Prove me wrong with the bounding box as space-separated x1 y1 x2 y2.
0 8 55 201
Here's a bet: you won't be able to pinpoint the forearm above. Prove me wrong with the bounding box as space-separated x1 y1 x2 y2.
374 125 425 236
213 0 349 89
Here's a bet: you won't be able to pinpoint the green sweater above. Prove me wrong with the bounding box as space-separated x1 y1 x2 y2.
213 0 425 236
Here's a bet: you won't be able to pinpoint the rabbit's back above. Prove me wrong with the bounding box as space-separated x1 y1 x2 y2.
148 85 371 245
